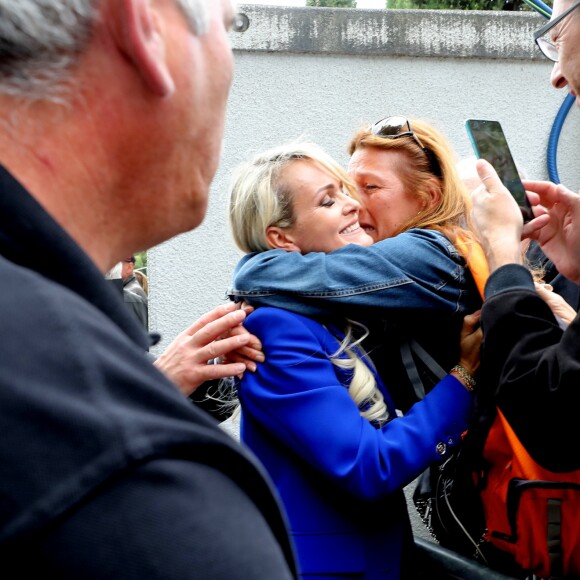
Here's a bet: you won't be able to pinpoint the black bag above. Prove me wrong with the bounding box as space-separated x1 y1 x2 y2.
413 441 489 562
400 339 480 549
403 338 528 577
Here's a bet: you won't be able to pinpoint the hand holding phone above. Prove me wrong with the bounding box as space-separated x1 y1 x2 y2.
465 119 533 222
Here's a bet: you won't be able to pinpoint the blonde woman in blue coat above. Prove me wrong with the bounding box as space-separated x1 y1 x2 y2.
228 142 480 579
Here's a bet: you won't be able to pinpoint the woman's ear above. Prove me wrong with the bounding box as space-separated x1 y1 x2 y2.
266 226 301 252
114 0 175 97
422 177 442 211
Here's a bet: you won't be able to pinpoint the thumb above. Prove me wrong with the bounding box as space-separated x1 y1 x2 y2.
475 159 504 195
461 310 481 335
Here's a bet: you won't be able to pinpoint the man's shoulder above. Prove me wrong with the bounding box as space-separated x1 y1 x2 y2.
0 254 92 322
0 256 265 544
124 276 147 299
0 254 150 401
0 255 135 352
123 287 147 304
0 254 186 443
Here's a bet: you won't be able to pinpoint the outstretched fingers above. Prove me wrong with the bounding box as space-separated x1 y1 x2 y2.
182 302 241 338
189 307 248 347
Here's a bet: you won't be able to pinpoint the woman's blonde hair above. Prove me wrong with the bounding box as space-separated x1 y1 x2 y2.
229 140 388 426
229 141 357 253
348 118 474 245
330 321 388 426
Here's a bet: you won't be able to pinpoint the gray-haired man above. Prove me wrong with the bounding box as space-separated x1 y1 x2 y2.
0 1 296 578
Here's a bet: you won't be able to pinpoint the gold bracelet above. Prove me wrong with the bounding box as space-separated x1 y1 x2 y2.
450 364 476 393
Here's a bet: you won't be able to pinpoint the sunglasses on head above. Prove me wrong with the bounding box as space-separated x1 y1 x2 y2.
370 116 442 178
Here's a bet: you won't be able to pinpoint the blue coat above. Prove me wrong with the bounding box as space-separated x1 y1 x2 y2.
239 307 474 579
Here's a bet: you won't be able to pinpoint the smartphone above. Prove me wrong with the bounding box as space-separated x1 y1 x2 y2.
465 119 533 222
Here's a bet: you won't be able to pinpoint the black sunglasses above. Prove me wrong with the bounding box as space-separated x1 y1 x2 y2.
370 116 442 178
533 0 580 62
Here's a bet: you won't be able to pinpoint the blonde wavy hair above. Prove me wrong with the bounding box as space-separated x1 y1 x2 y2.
348 118 475 246
229 141 388 426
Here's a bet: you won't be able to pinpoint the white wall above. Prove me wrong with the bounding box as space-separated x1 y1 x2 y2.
149 6 579 352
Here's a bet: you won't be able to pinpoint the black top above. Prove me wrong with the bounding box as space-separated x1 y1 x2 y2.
0 166 297 578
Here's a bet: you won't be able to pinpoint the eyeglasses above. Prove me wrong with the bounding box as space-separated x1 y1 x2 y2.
534 0 580 62
370 116 442 178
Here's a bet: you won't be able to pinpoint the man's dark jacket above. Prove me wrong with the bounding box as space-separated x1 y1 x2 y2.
0 166 297 579
481 264 580 471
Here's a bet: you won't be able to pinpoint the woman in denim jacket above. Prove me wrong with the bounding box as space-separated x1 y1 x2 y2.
228 141 480 579
230 117 484 413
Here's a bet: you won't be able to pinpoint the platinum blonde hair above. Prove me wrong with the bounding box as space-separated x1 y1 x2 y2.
229 141 389 426
330 321 389 426
0 0 211 102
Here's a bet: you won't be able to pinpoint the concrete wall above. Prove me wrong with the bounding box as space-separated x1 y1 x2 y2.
149 6 579 349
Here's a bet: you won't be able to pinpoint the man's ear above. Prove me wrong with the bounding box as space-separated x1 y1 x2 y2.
266 226 301 252
115 0 175 97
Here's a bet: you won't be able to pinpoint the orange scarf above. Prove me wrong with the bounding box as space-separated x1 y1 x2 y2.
454 233 489 299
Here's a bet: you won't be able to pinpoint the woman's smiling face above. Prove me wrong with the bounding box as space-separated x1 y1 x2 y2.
269 159 373 254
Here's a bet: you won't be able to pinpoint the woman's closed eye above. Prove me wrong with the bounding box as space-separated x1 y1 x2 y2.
320 197 335 208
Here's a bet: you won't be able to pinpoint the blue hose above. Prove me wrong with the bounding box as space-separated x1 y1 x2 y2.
521 0 551 18
533 0 552 15
547 93 575 184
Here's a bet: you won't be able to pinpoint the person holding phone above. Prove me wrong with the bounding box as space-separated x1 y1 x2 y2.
457 154 580 311
471 158 580 470
468 0 580 469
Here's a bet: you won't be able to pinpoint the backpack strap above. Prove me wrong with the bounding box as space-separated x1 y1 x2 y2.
400 338 447 401
400 232 489 401
547 498 564 580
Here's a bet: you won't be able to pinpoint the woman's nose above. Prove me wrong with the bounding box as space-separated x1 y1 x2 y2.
550 61 568 90
342 195 361 214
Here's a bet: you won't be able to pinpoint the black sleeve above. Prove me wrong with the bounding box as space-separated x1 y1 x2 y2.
24 459 296 580
189 378 236 420
481 266 580 471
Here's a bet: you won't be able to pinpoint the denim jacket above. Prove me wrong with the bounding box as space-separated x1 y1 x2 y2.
229 229 482 411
